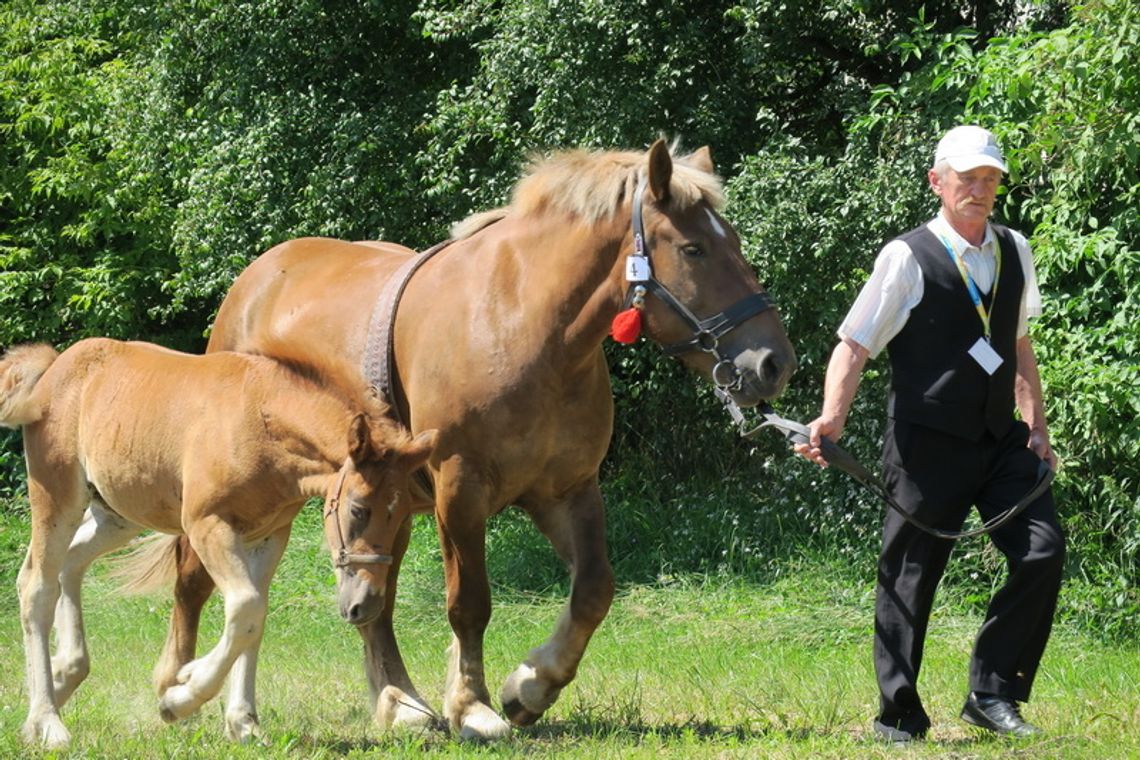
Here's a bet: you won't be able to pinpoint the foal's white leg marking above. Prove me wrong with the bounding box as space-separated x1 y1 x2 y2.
159 523 284 736
443 635 511 741
705 208 727 238
19 483 85 749
52 505 137 707
222 527 289 744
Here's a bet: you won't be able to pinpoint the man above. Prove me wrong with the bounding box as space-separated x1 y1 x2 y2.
795 126 1065 742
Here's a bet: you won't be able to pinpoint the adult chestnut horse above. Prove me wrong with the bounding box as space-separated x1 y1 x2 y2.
170 139 796 739
2 340 437 747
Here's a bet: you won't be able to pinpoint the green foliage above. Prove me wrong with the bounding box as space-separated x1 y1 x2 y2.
961 0 1140 627
720 0 1140 631
0 1 177 346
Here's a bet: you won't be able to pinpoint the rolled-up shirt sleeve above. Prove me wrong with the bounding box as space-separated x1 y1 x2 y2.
837 239 924 359
1011 228 1042 337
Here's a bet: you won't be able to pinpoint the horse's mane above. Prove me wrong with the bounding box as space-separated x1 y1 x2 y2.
236 337 405 441
451 142 725 239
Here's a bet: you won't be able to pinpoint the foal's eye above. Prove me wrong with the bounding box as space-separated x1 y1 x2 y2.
680 243 704 258
350 505 370 522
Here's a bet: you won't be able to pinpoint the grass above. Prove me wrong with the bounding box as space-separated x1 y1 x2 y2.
1 508 1138 758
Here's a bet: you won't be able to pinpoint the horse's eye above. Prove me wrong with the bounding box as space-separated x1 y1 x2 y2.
350 505 370 522
680 244 703 257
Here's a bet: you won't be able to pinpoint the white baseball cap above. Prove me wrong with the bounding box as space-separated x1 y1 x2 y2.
934 126 1007 173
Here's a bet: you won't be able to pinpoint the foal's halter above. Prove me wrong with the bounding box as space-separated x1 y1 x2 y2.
719 397 1054 540
323 459 396 568
623 177 776 393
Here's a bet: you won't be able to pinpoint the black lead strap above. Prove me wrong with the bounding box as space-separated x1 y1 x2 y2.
717 390 1054 540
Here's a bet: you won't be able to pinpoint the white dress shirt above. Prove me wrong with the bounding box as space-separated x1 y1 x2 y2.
839 212 1042 358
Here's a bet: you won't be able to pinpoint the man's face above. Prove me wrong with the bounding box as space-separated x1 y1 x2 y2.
929 165 1002 226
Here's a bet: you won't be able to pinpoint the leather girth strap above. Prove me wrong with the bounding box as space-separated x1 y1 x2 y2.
361 239 454 496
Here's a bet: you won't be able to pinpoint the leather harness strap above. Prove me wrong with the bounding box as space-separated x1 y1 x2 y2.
362 239 454 423
361 239 454 499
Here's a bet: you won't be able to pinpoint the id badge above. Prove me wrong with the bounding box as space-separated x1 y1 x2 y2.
968 337 1003 375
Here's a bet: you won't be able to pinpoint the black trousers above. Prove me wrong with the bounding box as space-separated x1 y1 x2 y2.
874 418 1065 729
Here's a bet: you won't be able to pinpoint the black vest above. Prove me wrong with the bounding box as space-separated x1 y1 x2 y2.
886 223 1024 441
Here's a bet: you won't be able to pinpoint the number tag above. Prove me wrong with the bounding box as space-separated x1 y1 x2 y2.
625 255 650 282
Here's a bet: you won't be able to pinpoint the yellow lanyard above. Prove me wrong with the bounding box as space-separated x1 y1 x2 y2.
937 234 1000 341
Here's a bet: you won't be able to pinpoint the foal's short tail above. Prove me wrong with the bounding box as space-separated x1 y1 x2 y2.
0 343 59 428
106 533 180 596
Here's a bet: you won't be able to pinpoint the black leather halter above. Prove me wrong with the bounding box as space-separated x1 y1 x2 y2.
623 178 775 393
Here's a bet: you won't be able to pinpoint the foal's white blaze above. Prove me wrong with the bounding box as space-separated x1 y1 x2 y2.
705 208 727 238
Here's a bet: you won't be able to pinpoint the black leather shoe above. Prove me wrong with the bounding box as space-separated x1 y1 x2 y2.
873 718 928 744
960 692 1042 737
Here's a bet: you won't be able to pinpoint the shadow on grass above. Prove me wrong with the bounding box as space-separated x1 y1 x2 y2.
271 715 1070 756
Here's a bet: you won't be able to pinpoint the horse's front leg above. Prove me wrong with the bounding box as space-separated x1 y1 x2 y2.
158 519 285 741
221 525 290 743
361 515 439 732
501 478 614 725
52 504 138 707
153 535 215 695
436 472 511 740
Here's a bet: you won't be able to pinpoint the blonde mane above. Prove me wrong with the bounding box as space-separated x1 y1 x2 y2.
451 144 725 239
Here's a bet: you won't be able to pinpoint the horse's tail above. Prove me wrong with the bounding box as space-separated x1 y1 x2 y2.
0 343 59 428
106 533 180 596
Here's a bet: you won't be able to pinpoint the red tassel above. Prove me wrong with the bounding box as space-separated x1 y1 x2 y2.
610 307 642 343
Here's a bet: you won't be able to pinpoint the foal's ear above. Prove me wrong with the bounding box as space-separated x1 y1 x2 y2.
686 145 715 174
399 429 438 472
347 413 373 463
647 138 673 203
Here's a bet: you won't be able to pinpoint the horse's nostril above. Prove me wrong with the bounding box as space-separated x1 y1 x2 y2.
761 353 781 383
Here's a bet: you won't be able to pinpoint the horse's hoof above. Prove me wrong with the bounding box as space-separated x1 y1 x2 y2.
224 711 262 743
377 686 439 733
501 697 542 726
158 684 198 723
500 663 562 726
23 715 71 749
455 702 511 742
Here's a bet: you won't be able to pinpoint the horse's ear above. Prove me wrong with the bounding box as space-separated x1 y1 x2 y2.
347 413 373 463
647 138 672 203
399 429 438 472
687 145 715 174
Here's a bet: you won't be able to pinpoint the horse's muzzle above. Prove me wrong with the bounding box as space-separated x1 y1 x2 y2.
338 577 386 626
725 347 796 407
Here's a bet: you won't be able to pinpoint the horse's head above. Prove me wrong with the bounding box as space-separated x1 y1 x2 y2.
625 139 797 406
323 414 438 626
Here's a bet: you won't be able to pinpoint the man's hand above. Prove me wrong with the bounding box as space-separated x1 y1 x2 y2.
1028 426 1058 470
793 416 844 468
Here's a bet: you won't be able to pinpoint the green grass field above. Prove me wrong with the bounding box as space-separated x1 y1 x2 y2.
1 509 1137 759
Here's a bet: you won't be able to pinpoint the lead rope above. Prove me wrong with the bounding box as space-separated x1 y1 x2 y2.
715 390 1053 540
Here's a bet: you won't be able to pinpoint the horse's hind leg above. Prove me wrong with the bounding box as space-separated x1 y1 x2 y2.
500 479 614 726
153 535 216 695
52 504 139 706
18 470 87 748
361 516 439 732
